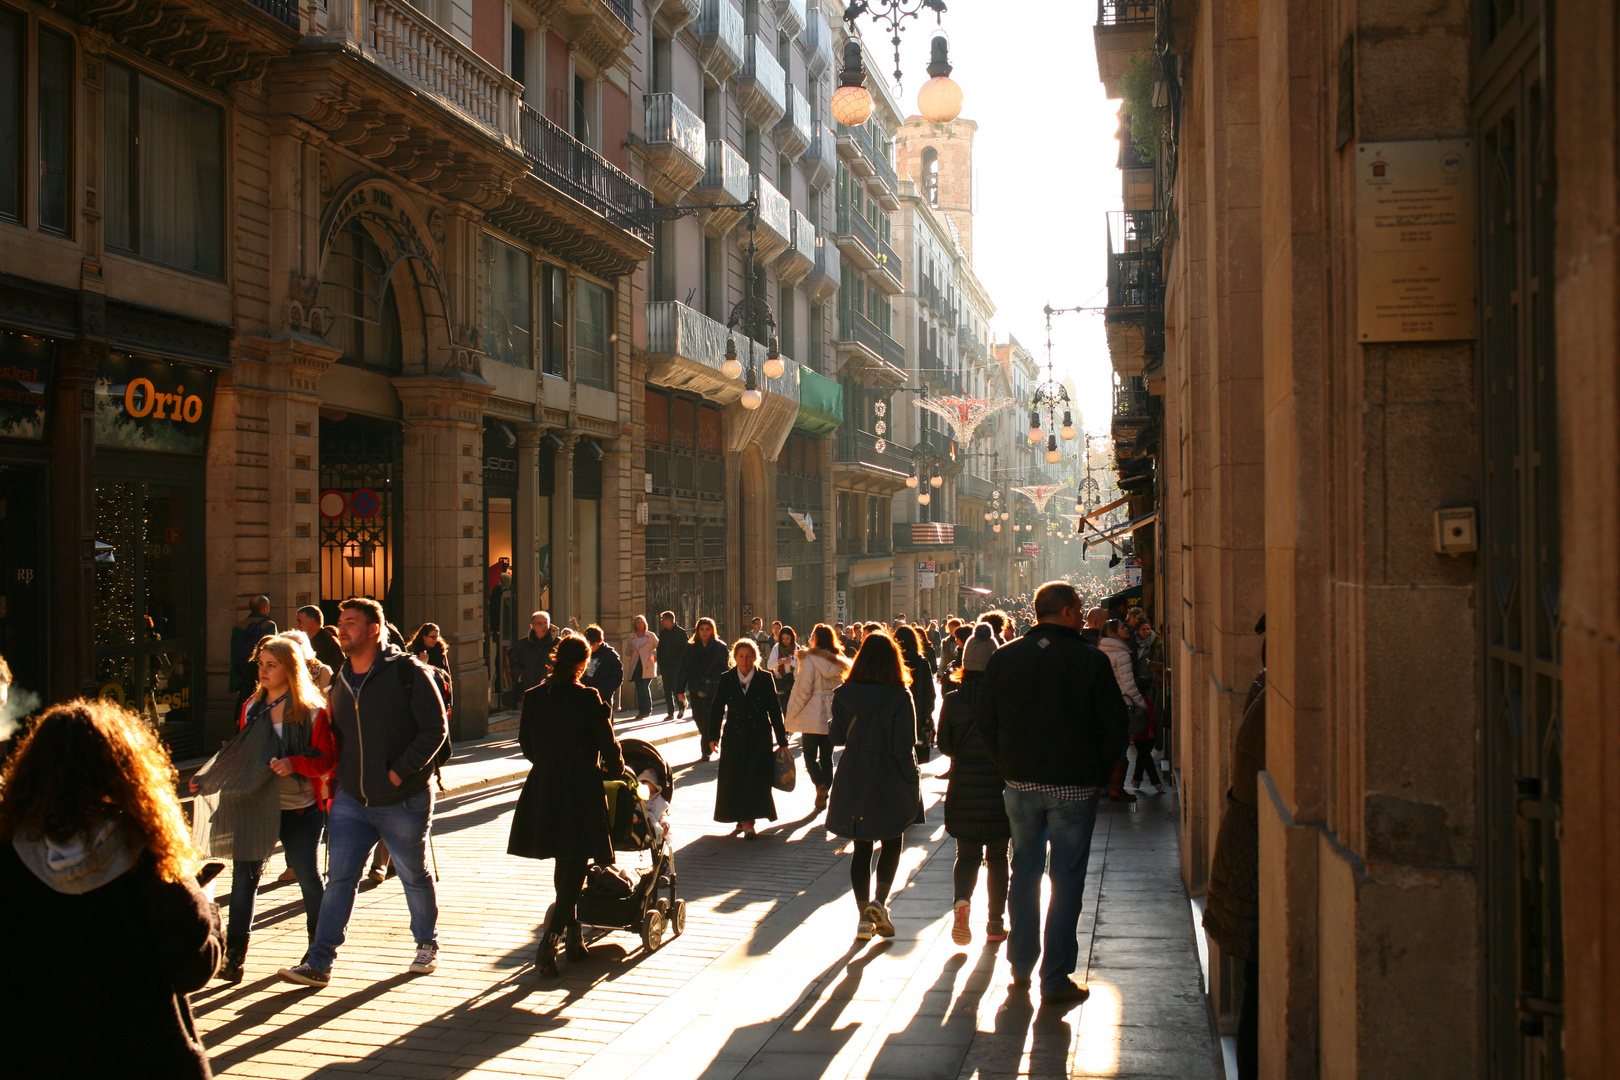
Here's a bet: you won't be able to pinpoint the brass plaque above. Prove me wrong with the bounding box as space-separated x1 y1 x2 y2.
1355 139 1477 342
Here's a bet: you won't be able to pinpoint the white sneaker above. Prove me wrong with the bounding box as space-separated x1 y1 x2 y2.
408 943 439 974
865 902 895 938
856 919 874 942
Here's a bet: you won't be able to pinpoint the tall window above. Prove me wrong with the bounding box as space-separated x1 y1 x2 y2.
481 234 532 368
921 146 939 206
106 63 223 276
778 284 794 359
540 263 566 376
574 279 612 389
703 235 723 319
1 14 72 234
0 9 18 222
322 218 401 372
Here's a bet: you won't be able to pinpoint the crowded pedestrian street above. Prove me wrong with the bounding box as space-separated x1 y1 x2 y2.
191 714 1215 1080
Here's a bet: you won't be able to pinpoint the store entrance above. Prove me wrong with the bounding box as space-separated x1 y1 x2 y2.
0 463 47 714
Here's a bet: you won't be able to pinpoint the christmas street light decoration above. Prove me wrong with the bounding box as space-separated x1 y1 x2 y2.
1028 304 1082 464
1011 479 1072 515
916 393 1016 447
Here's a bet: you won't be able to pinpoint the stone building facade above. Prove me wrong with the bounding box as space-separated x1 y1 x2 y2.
1095 0 1620 1076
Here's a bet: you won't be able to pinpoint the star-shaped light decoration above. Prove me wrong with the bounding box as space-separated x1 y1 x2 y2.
916 395 1017 447
1011 480 1072 515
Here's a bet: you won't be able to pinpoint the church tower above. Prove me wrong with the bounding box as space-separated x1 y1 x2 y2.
895 118 978 261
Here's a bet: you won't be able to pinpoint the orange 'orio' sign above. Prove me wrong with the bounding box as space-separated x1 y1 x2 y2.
95 354 217 453
124 377 206 423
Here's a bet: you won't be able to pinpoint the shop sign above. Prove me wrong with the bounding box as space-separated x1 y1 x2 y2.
835 590 847 623
1126 557 1143 587
917 559 936 589
1021 543 1039 556
483 447 519 487
95 354 215 453
0 331 52 441
776 566 793 581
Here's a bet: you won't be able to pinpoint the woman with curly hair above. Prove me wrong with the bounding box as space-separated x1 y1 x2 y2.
0 699 222 1078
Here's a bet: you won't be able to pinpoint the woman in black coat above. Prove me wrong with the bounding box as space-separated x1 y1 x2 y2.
895 625 937 762
676 617 730 762
0 700 222 1080
709 639 789 838
507 635 626 977
827 631 921 942
937 624 1010 947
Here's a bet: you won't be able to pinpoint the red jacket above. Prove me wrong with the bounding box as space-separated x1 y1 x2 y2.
237 700 340 811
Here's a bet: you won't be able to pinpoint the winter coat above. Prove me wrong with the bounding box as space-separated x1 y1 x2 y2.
784 649 849 734
583 643 624 706
327 645 449 807
938 676 1011 843
507 680 624 864
236 698 339 812
709 668 789 823
826 681 921 841
675 637 731 730
1 821 222 1079
904 655 937 752
655 624 689 681
508 628 561 691
1099 635 1147 709
624 631 658 681
977 623 1130 789
1203 671 1266 960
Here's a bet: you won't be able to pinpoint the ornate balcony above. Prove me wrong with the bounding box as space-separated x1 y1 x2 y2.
642 92 706 205
775 0 806 38
696 0 746 84
776 84 812 161
804 119 836 189
647 300 803 455
736 36 787 129
893 521 962 551
1104 209 1165 374
694 139 751 234
518 104 651 241
554 0 636 71
803 4 834 79
775 210 816 286
1094 1 1157 97
744 174 793 263
834 428 914 488
805 232 840 302
834 308 907 386
649 0 701 36
834 204 880 268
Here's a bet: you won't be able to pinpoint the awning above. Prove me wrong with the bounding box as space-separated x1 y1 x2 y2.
958 585 991 597
794 367 844 435
1104 584 1143 606
1092 510 1158 543
1082 495 1131 523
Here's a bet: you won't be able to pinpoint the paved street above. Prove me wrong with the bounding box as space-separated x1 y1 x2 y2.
195 722 1218 1079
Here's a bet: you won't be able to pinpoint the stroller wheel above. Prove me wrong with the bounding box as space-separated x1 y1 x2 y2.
671 899 687 937
656 897 670 914
640 909 667 953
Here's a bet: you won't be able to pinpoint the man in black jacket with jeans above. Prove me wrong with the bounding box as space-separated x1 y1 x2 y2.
656 611 688 720
978 581 1129 1005
278 597 448 988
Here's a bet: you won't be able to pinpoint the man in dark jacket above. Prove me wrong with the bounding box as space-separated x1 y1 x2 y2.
978 580 1128 1006
1080 606 1107 646
656 611 688 720
581 624 624 710
507 611 560 698
296 604 345 671
278 597 448 988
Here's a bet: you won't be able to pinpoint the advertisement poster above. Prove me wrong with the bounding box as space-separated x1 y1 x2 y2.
0 331 52 440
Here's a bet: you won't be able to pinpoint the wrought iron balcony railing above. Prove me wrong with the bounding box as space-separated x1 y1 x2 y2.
834 427 914 478
520 103 652 240
1098 0 1155 26
1106 209 1165 315
251 0 299 28
1113 382 1151 418
836 308 905 369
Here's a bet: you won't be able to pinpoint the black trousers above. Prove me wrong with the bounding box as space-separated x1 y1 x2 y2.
850 837 903 909
1131 737 1163 785
547 858 589 935
663 677 684 718
952 837 1009 918
801 733 835 787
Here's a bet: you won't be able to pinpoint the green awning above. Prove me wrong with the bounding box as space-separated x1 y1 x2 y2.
794 367 844 435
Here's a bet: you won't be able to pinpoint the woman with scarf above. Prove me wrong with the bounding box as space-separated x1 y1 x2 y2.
190 635 337 981
676 618 730 762
709 638 789 839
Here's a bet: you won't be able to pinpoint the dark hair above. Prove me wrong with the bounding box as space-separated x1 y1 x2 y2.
1034 581 1082 621
296 605 324 622
862 621 881 634
660 610 676 622
583 624 604 645
1104 619 1126 638
810 623 838 652
980 611 1008 639
548 636 591 686
953 624 972 644
691 617 717 644
778 625 797 650
340 598 387 643
404 622 441 653
846 630 910 688
893 624 923 659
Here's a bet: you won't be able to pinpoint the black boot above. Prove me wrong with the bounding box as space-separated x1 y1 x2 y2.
534 930 560 977
219 938 248 983
565 921 589 963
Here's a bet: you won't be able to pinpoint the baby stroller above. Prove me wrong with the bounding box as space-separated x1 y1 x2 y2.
563 738 685 954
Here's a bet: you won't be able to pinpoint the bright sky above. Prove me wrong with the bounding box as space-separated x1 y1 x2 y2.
879 1 1123 436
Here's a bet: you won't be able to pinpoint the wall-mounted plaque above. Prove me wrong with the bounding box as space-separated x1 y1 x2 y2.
1355 139 1477 342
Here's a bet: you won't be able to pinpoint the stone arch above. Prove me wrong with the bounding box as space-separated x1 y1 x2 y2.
920 146 940 207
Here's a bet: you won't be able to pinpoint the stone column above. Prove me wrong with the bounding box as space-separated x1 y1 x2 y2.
50 335 101 703
550 434 576 630
513 423 544 620
599 442 632 636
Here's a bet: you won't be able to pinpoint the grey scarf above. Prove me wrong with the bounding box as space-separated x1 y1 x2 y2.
190 697 306 862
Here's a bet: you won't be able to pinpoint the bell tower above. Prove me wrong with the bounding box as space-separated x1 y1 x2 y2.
895 117 978 260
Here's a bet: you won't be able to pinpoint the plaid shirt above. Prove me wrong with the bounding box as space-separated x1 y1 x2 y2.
1006 780 1101 802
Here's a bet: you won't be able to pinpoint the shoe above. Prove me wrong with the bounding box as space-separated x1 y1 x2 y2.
865 902 895 938
1042 978 1090 1005
277 866 298 884
1109 789 1138 804
738 822 760 840
1009 973 1032 989
565 922 589 963
1155 783 1167 795
534 933 560 977
814 784 829 812
276 963 330 988
855 919 874 942
985 916 1008 943
218 940 247 983
408 943 438 974
367 867 386 885
951 900 972 946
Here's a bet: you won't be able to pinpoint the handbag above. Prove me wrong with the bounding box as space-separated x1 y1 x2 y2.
771 745 797 792
1128 704 1151 737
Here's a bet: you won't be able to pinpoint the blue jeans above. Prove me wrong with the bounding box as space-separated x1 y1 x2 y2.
1003 787 1100 994
226 805 326 943
305 788 438 972
634 678 653 716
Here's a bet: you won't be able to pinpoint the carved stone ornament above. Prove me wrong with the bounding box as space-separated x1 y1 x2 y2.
428 209 446 248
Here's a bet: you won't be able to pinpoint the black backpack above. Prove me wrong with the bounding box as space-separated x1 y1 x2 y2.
395 655 454 788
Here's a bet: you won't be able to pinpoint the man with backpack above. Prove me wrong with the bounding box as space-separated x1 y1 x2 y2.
278 597 449 988
230 595 278 711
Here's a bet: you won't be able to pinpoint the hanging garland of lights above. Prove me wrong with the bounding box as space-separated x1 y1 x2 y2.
831 1 964 127
1027 304 1078 465
984 488 1007 533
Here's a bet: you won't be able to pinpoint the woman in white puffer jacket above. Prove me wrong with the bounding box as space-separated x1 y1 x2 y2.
1099 618 1163 793
784 622 852 812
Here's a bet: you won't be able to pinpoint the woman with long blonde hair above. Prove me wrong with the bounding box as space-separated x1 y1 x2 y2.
190 634 337 982
0 699 222 1078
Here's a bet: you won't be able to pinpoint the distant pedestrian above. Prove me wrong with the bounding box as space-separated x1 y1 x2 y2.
624 615 658 719
296 604 345 672
827 631 921 942
404 623 451 679
938 624 1010 946
277 599 448 988
507 635 624 977
784 624 850 813
979 610 1009 644
191 636 335 983
1080 607 1107 646
280 629 334 694
0 699 223 1079
978 581 1129 1005
1100 619 1161 794
656 611 689 720
231 595 278 712
507 611 561 699
940 623 973 681
939 617 964 673
581 625 624 709
676 618 730 762
708 639 789 839
766 625 799 714
749 616 774 658
894 625 937 764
